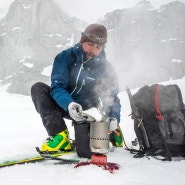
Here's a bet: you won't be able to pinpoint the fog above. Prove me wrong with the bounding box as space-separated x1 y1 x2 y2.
1 0 185 22
0 0 185 95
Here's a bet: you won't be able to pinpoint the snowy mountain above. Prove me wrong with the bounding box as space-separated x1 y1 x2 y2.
1 77 185 184
0 0 185 95
0 0 87 95
102 0 185 88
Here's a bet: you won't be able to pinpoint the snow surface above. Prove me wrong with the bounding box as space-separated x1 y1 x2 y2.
1 78 185 185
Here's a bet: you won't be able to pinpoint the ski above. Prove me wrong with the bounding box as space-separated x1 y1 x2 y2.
36 147 81 164
0 155 46 168
0 148 79 168
0 148 120 173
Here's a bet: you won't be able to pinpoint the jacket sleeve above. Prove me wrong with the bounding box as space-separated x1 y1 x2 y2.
50 51 74 111
98 62 121 123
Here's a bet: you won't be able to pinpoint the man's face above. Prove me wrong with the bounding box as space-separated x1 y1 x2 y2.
82 42 103 59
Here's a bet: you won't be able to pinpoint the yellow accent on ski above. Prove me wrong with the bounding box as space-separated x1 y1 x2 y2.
0 151 74 168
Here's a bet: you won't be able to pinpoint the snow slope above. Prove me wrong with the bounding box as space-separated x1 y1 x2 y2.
1 78 185 185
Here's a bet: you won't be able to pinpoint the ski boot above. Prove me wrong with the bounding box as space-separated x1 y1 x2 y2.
41 129 72 152
110 125 123 147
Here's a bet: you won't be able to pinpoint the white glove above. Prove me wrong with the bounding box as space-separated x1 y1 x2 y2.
68 102 85 122
106 117 118 131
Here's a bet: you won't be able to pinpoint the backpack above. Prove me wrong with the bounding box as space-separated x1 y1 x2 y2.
127 84 185 160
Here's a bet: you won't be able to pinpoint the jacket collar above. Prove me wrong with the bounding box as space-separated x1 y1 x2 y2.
73 43 106 67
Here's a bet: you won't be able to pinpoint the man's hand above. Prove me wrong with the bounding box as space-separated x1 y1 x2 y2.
106 117 118 131
68 102 85 122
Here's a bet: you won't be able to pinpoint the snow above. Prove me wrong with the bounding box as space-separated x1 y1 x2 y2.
1 78 185 185
22 4 32 9
17 56 33 68
11 27 21 31
22 63 33 68
55 44 63 48
41 65 52 76
171 59 184 64
44 33 53 37
1 32 6 37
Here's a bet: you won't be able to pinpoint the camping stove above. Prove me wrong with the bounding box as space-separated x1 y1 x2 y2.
90 121 109 154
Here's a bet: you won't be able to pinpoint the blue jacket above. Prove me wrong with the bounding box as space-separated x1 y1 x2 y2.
50 43 121 122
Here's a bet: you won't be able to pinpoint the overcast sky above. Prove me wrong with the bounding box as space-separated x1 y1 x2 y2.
1 0 185 22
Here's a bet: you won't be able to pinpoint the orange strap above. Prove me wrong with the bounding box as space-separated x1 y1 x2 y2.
154 84 163 120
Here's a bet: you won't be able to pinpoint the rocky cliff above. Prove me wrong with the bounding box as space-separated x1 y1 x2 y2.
0 0 185 94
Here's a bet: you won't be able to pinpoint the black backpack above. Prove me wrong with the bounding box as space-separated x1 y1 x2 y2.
126 84 185 160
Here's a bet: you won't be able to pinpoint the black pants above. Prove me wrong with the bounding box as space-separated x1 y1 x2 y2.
31 82 91 158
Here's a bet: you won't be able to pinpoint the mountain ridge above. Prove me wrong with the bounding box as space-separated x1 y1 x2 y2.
0 0 185 94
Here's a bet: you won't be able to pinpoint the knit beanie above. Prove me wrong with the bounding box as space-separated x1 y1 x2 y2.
80 24 107 46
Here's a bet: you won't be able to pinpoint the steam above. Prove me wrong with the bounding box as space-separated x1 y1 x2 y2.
94 77 117 115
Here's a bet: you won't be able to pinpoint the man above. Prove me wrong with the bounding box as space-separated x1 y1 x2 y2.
31 24 122 158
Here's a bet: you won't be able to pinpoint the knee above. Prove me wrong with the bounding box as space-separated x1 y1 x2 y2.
31 82 49 97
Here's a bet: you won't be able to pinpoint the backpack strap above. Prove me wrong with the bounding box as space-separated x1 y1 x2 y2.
154 84 172 160
154 84 163 120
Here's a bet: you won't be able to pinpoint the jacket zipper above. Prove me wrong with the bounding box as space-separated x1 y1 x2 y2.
77 79 85 93
70 55 92 95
